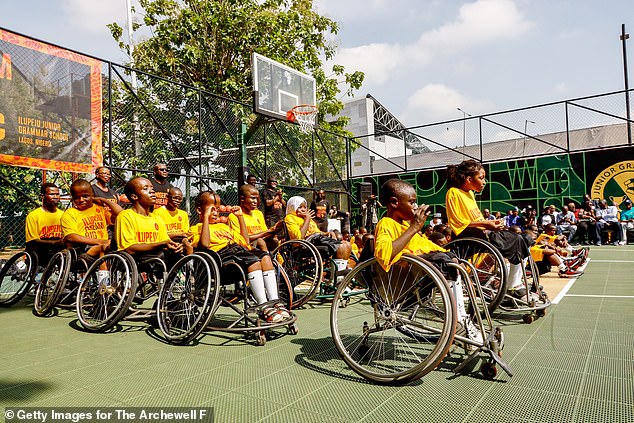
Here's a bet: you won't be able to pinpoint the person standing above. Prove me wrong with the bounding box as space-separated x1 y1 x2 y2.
91 166 120 228
361 194 380 234
149 163 173 208
310 189 329 232
261 177 286 228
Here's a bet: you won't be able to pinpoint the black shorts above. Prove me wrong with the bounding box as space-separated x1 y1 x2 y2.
456 227 530 265
419 251 459 281
218 243 260 271
306 233 340 259
536 258 551 275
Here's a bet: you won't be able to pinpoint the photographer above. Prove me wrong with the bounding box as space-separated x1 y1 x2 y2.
262 177 286 228
361 194 381 233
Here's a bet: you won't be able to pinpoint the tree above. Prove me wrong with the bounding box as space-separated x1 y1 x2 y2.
108 0 364 132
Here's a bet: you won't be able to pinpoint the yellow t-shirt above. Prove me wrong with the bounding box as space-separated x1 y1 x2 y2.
115 209 170 250
189 222 248 251
227 210 267 236
25 207 64 242
445 187 484 236
535 233 557 245
351 242 359 257
374 217 446 271
61 205 108 241
152 206 190 237
284 213 320 240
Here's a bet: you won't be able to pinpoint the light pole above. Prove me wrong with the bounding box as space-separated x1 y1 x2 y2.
457 107 471 157
523 120 535 156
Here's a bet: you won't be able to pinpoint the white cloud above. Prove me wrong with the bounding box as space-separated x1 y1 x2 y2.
404 83 493 122
61 0 128 34
554 82 568 93
327 0 533 87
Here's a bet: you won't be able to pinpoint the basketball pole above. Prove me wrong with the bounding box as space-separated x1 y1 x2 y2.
620 24 632 145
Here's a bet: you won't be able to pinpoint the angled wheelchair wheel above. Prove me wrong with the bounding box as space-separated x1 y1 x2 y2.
273 239 322 308
0 250 37 307
273 259 293 311
330 255 456 384
76 252 137 332
157 252 220 344
34 249 71 316
446 237 508 313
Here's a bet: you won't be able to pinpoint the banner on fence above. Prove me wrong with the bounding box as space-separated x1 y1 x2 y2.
0 28 102 172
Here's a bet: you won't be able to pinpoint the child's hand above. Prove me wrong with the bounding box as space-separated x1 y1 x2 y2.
489 219 504 230
166 240 183 254
411 207 428 230
305 209 315 221
230 206 242 216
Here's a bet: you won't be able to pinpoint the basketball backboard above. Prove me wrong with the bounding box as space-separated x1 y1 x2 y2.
252 53 317 123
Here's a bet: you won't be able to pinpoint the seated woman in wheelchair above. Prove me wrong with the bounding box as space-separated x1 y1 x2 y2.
190 191 290 323
61 179 123 268
375 178 483 343
445 159 532 299
284 196 351 276
25 183 65 265
116 177 191 265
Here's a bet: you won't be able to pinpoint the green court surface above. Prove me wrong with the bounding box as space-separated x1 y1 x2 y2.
1 246 633 422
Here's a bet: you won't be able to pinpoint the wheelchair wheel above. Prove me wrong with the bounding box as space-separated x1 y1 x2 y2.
76 253 138 332
273 259 293 311
330 255 456 384
273 239 322 308
446 237 508 313
0 250 37 307
34 250 71 316
157 252 220 344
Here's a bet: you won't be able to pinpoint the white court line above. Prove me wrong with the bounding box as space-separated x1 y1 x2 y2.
552 277 577 304
551 258 591 305
566 294 634 298
588 260 634 263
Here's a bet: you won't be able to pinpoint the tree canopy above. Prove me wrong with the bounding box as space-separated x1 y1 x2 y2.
108 0 364 131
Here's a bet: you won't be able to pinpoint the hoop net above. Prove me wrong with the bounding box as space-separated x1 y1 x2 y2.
287 104 317 133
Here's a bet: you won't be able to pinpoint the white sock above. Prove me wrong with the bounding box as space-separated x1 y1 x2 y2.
451 275 467 321
334 259 348 271
247 270 267 305
508 263 524 289
558 262 567 271
262 269 278 301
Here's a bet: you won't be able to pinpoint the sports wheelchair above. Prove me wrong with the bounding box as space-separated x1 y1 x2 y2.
75 251 167 332
273 232 364 309
33 248 89 316
329 254 511 384
156 250 297 346
0 250 39 307
446 237 550 323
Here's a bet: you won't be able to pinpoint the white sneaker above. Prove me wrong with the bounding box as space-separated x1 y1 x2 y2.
618 241 626 245
97 270 110 286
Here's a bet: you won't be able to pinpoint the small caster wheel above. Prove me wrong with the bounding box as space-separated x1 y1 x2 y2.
523 313 535 324
289 323 299 335
536 308 546 318
481 361 498 379
256 330 266 346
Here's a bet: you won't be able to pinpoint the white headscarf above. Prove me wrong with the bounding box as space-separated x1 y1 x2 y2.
286 196 307 215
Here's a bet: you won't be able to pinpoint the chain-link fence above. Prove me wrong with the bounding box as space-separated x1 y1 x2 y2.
0 56 351 248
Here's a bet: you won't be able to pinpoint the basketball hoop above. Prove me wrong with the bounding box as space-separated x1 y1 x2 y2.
287 104 318 133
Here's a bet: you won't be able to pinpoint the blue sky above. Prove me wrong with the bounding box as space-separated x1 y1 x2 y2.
2 0 633 127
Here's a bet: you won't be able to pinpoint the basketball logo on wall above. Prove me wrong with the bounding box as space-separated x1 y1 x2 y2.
591 161 634 206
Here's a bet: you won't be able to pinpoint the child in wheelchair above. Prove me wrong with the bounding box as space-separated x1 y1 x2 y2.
117 177 192 262
445 159 533 299
190 191 290 323
374 178 483 344
284 195 351 278
25 183 65 267
61 179 123 269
